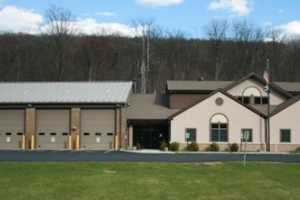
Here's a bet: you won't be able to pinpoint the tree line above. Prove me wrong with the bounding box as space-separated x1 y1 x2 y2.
0 6 300 93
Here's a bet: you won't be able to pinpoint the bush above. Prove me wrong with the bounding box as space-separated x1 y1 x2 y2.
293 147 300 153
186 142 199 151
206 143 219 152
169 142 180 151
160 141 168 151
228 143 239 152
136 143 141 150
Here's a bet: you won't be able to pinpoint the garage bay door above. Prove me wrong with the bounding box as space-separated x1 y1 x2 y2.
36 110 70 150
0 110 24 150
81 109 115 150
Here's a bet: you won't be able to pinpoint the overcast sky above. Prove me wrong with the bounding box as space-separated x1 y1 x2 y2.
0 0 299 37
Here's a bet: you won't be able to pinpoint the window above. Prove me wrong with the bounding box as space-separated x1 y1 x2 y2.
241 129 253 142
280 129 291 143
5 132 12 136
38 132 45 136
107 133 114 136
185 128 196 142
243 97 250 104
84 133 90 136
62 133 69 136
17 132 23 136
262 97 269 105
254 97 262 104
211 123 228 142
50 133 57 136
95 133 102 136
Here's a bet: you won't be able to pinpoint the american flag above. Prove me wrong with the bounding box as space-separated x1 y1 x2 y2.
264 59 271 93
263 70 270 84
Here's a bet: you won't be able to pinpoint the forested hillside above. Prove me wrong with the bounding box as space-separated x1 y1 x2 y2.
0 16 300 93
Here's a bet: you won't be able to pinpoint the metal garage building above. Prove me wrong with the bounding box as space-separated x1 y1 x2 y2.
0 82 132 150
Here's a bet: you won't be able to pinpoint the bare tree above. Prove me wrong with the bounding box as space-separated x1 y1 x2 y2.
132 19 157 93
206 19 229 80
45 6 76 81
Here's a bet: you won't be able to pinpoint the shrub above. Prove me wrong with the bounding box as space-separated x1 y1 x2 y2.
186 142 199 151
228 143 239 152
206 143 219 152
293 147 300 153
136 143 141 150
169 142 180 151
160 141 168 151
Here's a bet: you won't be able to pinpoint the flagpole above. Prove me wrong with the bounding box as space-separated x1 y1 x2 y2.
266 59 271 152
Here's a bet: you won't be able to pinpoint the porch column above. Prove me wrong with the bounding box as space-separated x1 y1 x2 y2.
71 108 81 150
25 108 36 150
129 125 133 148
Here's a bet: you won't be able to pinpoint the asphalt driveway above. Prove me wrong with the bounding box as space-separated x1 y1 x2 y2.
0 150 300 162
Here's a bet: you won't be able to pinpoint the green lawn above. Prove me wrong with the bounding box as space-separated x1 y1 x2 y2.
0 162 299 200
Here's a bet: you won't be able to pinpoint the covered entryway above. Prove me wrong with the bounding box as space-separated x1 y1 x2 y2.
80 109 115 150
0 110 25 150
36 109 70 150
129 120 169 149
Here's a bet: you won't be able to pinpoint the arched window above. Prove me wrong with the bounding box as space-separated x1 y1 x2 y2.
210 114 228 142
241 86 264 105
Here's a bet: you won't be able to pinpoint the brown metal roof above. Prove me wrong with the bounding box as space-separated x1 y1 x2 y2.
270 95 300 117
167 80 232 92
167 73 294 98
125 94 178 120
275 82 300 93
250 105 277 115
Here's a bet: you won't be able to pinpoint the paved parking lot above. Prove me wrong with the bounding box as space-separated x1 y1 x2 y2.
0 150 300 162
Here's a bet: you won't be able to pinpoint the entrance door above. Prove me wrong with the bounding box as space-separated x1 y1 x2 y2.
133 123 168 149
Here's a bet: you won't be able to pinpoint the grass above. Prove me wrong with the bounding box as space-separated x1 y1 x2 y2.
0 162 300 200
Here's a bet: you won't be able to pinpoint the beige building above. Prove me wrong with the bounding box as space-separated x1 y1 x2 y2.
1 73 300 152
166 73 300 152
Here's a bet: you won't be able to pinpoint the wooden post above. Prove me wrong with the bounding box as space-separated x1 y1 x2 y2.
76 134 80 150
68 135 72 150
31 135 35 150
21 135 26 150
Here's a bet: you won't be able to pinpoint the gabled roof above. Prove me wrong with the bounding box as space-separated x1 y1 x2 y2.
269 94 300 117
0 82 132 104
169 89 266 119
224 73 292 98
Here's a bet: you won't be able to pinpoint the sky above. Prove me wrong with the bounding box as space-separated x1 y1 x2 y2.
0 0 299 37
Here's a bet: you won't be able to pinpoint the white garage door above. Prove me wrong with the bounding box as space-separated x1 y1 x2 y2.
0 110 24 150
36 109 70 150
81 109 115 150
